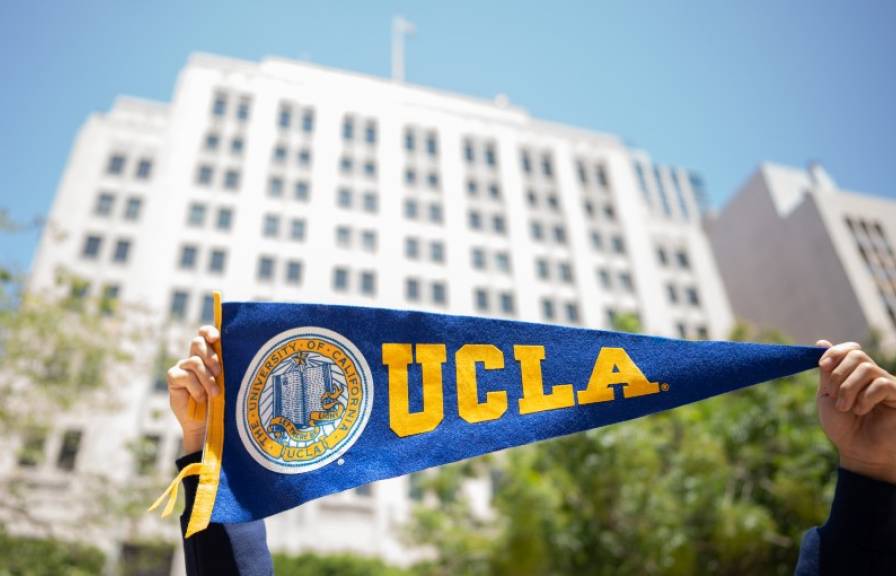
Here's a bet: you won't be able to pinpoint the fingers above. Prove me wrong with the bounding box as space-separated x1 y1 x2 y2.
183 355 219 397
819 341 861 371
834 356 878 412
189 335 221 378
853 376 896 416
816 340 832 348
198 325 220 344
167 365 207 404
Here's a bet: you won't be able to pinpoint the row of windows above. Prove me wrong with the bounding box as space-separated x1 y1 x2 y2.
474 287 516 315
463 138 498 168
268 176 310 201
536 258 574 284
171 290 222 323
17 428 82 472
521 149 554 179
339 155 378 179
404 127 439 157
526 188 562 212
333 267 377 295
467 179 503 202
195 164 241 189
583 199 616 222
468 209 506 234
405 167 441 189
589 230 626 254
656 245 692 270
337 187 378 212
471 247 511 273
81 234 132 264
277 103 315 133
634 162 691 221
666 282 702 307
676 321 709 340
272 143 312 168
541 297 580 324
342 115 377 144
178 245 228 274
336 226 377 252
597 267 635 293
530 220 566 244
211 92 252 122
187 202 233 230
405 199 444 224
406 237 446 263
263 214 307 241
576 159 610 189
203 132 245 157
93 192 143 221
105 153 153 180
406 278 448 306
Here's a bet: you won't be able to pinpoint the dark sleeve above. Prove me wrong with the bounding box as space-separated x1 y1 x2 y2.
177 452 274 576
795 468 896 576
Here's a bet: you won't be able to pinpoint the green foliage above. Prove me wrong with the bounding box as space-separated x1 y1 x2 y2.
274 552 412 576
0 529 105 576
410 322 841 576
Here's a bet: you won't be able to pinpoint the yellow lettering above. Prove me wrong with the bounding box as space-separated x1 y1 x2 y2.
384 343 446 437
514 345 574 414
577 347 659 404
456 344 507 423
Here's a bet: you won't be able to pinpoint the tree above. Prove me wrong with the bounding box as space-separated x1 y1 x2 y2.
409 322 839 575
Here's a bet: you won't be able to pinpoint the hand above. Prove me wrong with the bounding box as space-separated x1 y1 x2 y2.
816 340 896 484
167 326 222 454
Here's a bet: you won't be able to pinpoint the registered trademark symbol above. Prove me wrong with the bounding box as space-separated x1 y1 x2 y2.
660 382 670 392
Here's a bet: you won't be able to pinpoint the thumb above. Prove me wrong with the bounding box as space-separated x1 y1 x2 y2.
816 340 833 397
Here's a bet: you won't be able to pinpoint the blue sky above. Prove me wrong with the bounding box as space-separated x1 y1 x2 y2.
1 1 894 271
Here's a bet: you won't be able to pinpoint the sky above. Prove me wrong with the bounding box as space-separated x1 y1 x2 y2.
1 0 894 271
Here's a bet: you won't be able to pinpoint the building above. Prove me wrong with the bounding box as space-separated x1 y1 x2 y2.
709 162 896 351
18 52 733 573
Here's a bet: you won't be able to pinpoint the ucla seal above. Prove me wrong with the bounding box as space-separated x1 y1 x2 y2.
236 327 373 474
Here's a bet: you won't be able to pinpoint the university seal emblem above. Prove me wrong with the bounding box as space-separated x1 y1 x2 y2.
236 327 373 473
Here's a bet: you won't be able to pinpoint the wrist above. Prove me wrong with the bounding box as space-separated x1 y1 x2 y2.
839 456 896 485
182 430 205 454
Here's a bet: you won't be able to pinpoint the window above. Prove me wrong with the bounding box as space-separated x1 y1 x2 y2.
500 292 515 315
179 245 198 269
472 248 486 270
338 187 353 208
294 180 310 201
521 151 532 174
559 262 574 283
405 168 417 186
363 192 378 213
553 225 567 244
339 156 353 174
611 235 626 255
333 268 349 291
362 230 377 252
541 154 553 177
297 148 312 167
484 144 496 167
696 325 709 339
404 199 418 219
430 241 444 263
432 282 447 305
135 434 162 475
530 221 543 241
170 290 189 319
547 194 560 211
278 105 292 129
364 161 377 178
365 121 377 144
463 140 475 163
263 214 280 238
405 130 416 151
17 428 46 467
237 98 251 122
230 137 244 156
468 210 482 230
495 252 511 273
196 164 213 186
619 272 634 292
577 161 588 184
536 259 549 280
427 172 439 189
676 249 691 269
542 298 555 320
112 239 131 263
603 205 616 221
426 132 438 156
124 197 142 221
136 158 153 180
209 249 227 274
100 284 120 316
342 116 354 141
475 288 489 312
654 166 672 216
257 256 275 281
360 271 376 296
205 132 220 151
598 268 612 289
591 231 603 251
212 93 227 117
106 154 126 175
302 110 315 133
336 226 351 247
188 203 207 227
269 177 284 197
686 287 701 307
81 234 103 260
286 260 303 284
656 247 668 266
666 282 679 304
200 294 215 324
493 215 506 234
565 302 580 324
290 219 306 241
467 179 478 196
94 192 115 216
527 189 537 206
223 169 240 190
56 429 82 471
406 278 420 301
676 322 688 339
596 164 609 188
216 207 233 231
429 203 443 224
488 183 501 199
405 237 420 259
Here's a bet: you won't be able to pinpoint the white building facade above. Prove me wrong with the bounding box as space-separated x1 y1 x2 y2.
18 53 733 572
709 162 896 351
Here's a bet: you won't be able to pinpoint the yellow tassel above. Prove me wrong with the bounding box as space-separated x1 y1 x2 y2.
147 462 204 517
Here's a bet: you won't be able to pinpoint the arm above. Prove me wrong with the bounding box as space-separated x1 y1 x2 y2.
168 326 274 576
795 341 896 575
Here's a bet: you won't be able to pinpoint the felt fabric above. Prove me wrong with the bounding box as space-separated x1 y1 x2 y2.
200 301 823 526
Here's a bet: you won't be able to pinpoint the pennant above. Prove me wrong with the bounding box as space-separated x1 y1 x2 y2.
150 293 823 536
